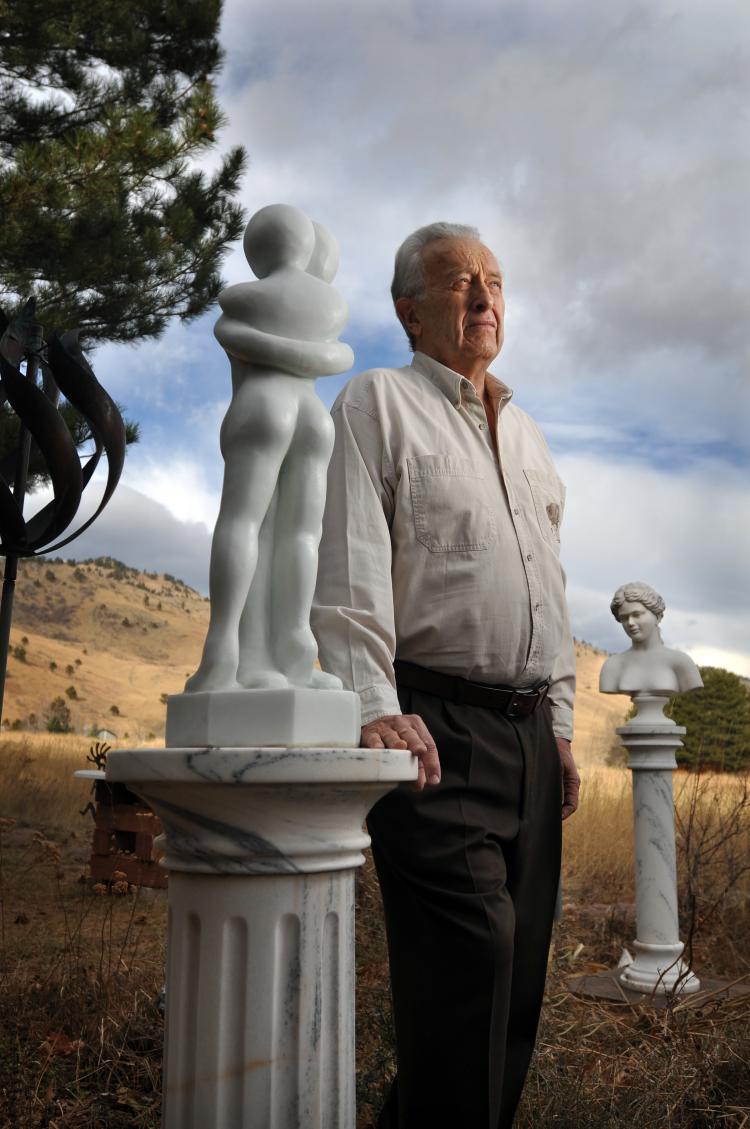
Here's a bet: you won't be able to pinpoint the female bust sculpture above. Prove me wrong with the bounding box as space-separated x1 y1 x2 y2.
599 582 703 695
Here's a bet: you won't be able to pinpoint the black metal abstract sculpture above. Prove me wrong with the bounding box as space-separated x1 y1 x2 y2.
0 299 126 720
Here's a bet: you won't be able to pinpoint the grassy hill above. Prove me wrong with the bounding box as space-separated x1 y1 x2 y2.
1 556 628 757
3 556 209 743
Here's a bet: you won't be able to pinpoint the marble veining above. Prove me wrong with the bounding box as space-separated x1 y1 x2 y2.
144 791 300 875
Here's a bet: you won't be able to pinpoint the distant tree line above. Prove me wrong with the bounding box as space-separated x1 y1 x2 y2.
666 667 750 773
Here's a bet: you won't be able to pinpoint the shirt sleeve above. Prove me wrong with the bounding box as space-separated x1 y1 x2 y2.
311 400 402 726
547 567 576 742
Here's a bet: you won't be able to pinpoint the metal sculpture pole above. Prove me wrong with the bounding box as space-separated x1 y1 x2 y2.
0 298 127 724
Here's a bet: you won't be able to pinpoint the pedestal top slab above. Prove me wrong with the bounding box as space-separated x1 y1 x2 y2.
165 687 360 749
103 746 417 875
106 745 417 786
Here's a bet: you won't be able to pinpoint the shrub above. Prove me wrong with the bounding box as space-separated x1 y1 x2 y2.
110 705 120 716
12 645 27 663
65 664 75 676
65 686 77 700
46 696 73 733
49 661 57 672
667 667 750 772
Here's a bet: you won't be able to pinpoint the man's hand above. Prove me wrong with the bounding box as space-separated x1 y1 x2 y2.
361 714 441 791
557 736 580 820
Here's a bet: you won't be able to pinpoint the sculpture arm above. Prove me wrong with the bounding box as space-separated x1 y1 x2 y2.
547 569 576 741
215 315 354 379
311 401 400 725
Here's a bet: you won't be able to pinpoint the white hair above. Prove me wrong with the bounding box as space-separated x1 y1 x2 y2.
391 222 481 348
391 222 481 303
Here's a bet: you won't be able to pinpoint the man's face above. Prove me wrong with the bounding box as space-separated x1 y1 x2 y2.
618 601 659 645
396 237 504 376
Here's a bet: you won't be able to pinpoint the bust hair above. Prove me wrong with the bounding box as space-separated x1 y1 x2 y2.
610 582 666 622
391 222 481 349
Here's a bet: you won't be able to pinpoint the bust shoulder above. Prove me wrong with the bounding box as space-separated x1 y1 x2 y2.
600 645 703 695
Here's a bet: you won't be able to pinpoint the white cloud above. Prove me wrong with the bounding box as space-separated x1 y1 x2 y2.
122 456 221 531
213 0 747 451
557 451 749 675
47 484 213 593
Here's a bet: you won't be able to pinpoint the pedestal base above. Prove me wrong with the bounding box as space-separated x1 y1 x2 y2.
569 969 749 1009
618 940 700 994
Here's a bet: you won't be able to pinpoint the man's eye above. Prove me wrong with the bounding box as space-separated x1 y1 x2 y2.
490 280 503 291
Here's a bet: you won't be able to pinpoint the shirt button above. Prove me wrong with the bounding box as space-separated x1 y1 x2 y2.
479 423 486 430
526 554 533 561
513 507 519 515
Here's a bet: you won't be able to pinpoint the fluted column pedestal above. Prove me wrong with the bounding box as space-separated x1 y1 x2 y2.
617 692 700 995
105 744 416 1129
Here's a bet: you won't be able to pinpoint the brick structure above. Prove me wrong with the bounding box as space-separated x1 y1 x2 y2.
89 778 168 889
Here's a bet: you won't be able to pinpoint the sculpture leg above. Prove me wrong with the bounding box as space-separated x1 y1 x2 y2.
186 379 297 692
236 489 289 688
271 386 342 689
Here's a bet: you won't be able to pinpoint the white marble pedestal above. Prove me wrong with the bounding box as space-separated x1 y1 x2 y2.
106 732 416 1128
616 693 700 995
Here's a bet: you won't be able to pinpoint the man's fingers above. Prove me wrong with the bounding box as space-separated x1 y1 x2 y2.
360 713 441 788
556 736 580 821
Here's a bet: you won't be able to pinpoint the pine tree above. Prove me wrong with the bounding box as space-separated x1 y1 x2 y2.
0 0 247 345
666 667 750 772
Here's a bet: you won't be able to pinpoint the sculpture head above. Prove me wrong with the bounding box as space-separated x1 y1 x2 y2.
391 222 504 371
243 203 316 279
307 221 340 283
610 582 665 647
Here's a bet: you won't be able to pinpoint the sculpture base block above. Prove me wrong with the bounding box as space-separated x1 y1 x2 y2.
166 688 360 748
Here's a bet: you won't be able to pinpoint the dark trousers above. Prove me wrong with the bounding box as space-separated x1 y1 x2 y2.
367 681 562 1129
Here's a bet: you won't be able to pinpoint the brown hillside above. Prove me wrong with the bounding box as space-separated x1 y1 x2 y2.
3 556 209 742
2 557 629 758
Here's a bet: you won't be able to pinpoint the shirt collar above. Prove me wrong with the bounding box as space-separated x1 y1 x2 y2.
411 351 514 411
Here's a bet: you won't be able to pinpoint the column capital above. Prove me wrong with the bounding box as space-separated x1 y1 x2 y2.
105 746 416 875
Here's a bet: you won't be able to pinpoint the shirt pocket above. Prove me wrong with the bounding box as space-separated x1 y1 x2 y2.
407 454 497 552
523 468 566 546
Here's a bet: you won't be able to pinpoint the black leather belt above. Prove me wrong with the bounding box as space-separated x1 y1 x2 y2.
393 660 550 719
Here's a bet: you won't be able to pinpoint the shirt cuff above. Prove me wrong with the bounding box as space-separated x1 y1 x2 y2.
359 683 403 727
549 702 574 743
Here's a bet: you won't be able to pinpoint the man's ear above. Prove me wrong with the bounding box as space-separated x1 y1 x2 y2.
395 297 422 341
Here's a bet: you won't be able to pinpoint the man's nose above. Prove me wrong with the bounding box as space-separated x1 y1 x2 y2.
471 283 492 308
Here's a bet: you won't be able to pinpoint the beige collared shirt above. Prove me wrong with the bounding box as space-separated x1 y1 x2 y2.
312 351 575 740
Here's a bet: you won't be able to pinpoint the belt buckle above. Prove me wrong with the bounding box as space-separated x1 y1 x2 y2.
505 692 522 719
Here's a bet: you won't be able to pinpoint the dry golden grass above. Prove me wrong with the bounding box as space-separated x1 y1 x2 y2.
2 739 748 1127
0 735 96 833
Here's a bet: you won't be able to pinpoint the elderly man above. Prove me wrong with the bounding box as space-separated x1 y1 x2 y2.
312 222 579 1128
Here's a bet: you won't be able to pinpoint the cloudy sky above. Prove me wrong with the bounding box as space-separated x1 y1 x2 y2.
52 0 749 675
